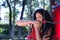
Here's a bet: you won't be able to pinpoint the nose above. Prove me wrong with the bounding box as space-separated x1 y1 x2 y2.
36 18 40 21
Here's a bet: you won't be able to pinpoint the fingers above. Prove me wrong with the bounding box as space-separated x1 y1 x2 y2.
33 21 42 29
27 22 33 28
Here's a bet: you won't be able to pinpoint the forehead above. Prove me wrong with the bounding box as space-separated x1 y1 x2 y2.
36 13 43 16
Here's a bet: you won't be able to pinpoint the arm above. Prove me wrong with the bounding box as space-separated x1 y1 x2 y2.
42 29 51 40
35 28 42 40
16 20 37 26
35 28 51 40
33 21 51 40
33 21 42 40
16 20 27 26
42 36 50 40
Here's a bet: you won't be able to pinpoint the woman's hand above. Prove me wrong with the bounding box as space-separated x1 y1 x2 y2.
27 21 42 40
27 21 42 30
33 21 42 30
17 20 42 30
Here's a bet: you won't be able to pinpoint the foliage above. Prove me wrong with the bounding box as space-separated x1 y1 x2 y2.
0 0 50 39
0 28 2 34
0 24 28 36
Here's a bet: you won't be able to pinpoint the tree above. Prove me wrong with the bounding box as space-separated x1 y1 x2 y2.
0 0 51 40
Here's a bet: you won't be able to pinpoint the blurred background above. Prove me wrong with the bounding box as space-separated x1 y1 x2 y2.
0 0 60 40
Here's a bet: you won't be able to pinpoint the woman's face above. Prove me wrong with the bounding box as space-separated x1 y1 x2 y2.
36 13 43 22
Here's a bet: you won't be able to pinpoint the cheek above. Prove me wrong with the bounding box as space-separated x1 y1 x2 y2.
39 17 43 21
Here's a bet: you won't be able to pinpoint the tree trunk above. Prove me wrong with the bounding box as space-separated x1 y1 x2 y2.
6 0 13 39
18 0 26 40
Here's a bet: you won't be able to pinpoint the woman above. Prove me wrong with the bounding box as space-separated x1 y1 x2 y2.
16 9 55 40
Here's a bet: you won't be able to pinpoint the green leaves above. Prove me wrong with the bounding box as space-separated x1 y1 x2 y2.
0 28 2 34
